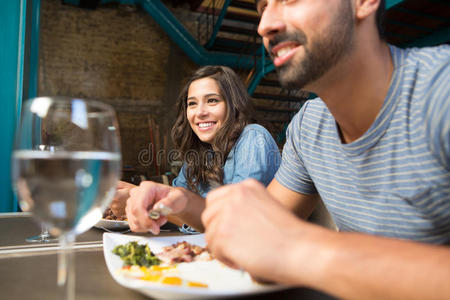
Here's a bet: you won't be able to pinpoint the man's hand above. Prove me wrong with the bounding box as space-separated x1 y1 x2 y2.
110 181 136 218
202 180 450 300
126 181 188 234
202 179 318 284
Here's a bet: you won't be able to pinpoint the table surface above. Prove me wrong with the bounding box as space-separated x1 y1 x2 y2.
0 213 338 300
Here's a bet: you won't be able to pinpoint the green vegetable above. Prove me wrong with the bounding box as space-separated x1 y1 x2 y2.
112 241 161 267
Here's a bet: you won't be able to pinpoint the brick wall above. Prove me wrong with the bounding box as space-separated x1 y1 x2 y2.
38 0 197 178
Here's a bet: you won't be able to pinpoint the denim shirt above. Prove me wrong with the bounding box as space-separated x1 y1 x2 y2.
172 124 281 197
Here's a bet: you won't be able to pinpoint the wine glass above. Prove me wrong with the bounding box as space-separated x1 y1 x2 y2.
11 97 121 300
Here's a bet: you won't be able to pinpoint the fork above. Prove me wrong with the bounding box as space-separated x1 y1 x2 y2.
98 227 171 234
97 227 132 234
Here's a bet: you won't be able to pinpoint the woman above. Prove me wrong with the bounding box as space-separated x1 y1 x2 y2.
113 66 280 233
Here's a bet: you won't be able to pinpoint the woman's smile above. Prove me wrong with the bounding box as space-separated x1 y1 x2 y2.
197 122 217 131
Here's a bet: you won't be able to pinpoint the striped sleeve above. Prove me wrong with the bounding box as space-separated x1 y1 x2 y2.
421 47 450 170
275 102 317 194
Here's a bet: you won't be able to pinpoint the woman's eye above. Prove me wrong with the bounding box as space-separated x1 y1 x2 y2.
187 101 197 107
207 98 219 103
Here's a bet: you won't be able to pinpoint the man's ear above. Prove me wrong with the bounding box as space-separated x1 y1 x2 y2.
354 0 380 20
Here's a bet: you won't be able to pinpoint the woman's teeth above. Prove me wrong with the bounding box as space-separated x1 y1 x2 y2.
198 122 214 128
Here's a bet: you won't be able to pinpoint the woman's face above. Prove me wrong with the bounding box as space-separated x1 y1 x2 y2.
186 77 227 144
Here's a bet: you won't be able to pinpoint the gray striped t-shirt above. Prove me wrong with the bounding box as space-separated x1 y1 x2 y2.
275 44 450 244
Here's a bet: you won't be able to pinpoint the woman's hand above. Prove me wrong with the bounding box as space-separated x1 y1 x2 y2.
110 181 136 218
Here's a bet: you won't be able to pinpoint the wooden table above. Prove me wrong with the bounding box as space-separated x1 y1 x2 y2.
0 213 338 300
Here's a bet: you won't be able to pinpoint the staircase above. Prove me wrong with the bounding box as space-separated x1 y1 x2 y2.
384 0 450 47
195 0 309 143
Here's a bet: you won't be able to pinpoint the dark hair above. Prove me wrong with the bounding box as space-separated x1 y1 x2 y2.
171 66 256 193
376 0 386 39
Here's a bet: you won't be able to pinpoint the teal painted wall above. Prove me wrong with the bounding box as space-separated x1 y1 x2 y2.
0 0 27 212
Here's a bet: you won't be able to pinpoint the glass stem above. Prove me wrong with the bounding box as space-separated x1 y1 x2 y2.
58 233 76 300
41 225 50 238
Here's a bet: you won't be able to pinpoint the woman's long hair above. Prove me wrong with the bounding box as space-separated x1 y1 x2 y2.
171 66 256 193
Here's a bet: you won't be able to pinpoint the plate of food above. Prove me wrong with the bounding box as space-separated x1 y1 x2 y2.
95 208 129 230
103 233 288 299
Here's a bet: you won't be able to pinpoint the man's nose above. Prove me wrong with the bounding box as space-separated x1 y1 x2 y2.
257 3 286 40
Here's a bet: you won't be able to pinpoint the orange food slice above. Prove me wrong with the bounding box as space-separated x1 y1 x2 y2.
187 281 208 288
161 276 183 286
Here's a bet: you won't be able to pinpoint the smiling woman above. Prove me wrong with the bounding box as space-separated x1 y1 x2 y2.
171 65 280 196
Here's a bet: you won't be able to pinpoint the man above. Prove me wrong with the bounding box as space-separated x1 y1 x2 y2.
201 0 450 299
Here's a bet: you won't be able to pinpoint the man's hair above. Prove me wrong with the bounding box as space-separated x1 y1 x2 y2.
171 66 256 193
376 0 386 39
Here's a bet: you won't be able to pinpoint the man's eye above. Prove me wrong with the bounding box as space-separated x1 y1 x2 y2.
280 0 295 5
257 4 266 15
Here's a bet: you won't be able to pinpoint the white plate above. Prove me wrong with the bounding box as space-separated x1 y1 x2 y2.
103 233 288 299
95 219 129 230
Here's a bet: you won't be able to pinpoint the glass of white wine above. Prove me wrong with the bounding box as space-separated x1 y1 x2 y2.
12 97 121 300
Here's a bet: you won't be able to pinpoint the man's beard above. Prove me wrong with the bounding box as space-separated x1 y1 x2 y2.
270 2 354 90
